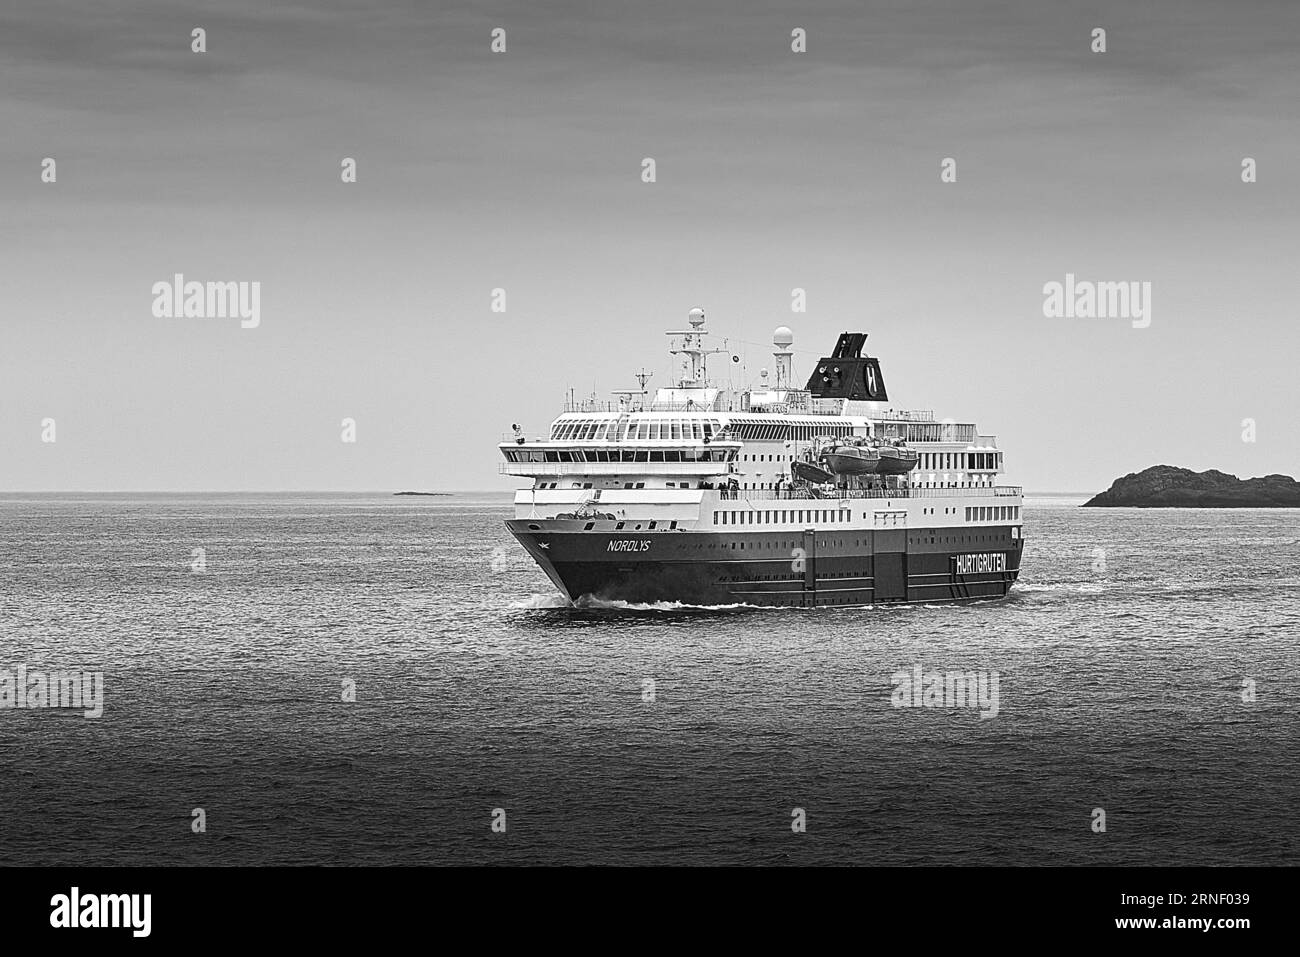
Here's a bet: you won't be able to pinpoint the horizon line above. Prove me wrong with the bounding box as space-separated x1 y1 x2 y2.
0 488 1102 496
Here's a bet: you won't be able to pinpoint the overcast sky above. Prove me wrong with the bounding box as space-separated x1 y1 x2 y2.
3 0 1297 492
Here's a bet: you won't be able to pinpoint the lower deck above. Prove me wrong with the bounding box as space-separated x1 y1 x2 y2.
507 520 1024 607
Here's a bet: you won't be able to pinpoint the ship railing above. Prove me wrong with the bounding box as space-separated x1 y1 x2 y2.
869 410 936 422
715 485 1022 501
500 462 734 476
560 398 740 413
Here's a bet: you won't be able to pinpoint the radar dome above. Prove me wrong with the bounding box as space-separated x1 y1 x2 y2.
773 326 794 349
687 307 706 327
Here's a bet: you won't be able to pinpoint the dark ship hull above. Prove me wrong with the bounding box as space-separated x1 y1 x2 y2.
507 519 1023 607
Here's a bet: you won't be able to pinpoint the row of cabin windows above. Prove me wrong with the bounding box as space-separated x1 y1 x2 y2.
712 506 1020 526
714 509 850 525
627 533 1009 552
547 419 982 445
729 422 855 441
506 448 736 463
966 505 1020 521
917 452 1001 471
705 538 862 551
910 533 1009 545
536 481 706 490
551 419 720 442
717 422 982 443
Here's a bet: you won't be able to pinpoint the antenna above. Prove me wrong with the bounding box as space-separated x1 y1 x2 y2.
667 306 729 387
634 368 653 391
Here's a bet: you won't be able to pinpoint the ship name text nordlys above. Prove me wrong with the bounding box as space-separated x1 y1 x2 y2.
608 540 652 552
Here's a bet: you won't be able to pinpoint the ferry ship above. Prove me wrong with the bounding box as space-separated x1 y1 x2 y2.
500 309 1023 606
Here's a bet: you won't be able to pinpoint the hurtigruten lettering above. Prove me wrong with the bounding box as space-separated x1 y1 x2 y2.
955 553 1006 575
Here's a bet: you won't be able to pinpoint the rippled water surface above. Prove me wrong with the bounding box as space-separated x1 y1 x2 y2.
1 492 1296 865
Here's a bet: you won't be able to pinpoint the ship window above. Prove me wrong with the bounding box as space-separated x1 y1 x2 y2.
634 451 648 462
648 521 656 529
635 482 645 489
670 521 678 529
713 513 719 525
650 451 664 462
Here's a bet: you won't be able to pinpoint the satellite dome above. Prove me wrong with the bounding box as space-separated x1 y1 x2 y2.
773 326 794 348
687 307 706 327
